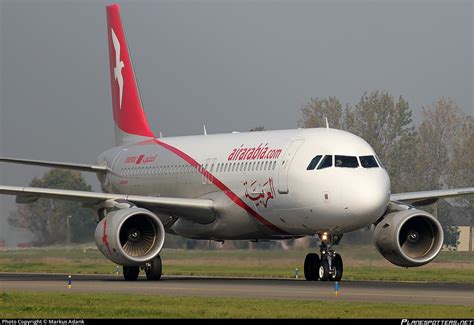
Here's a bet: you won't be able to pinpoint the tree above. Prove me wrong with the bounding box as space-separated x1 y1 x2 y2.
415 97 464 191
414 98 471 246
444 105 473 238
447 115 474 190
8 169 96 246
345 91 418 193
298 96 345 129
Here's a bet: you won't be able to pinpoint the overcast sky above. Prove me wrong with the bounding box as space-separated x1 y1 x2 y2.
0 0 472 244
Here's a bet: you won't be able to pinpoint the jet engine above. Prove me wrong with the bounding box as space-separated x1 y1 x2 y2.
95 207 165 266
374 209 444 267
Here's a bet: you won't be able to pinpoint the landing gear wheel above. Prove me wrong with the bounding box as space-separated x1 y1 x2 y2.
145 255 162 281
318 259 330 281
304 253 320 281
330 253 343 282
123 266 139 281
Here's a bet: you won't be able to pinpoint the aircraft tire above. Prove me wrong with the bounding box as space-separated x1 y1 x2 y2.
145 255 162 281
123 265 140 281
330 253 343 281
318 259 330 281
304 253 320 281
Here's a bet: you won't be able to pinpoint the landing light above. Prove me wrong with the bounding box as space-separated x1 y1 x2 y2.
322 233 329 242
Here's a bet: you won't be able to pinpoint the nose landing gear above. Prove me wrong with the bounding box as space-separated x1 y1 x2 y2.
304 233 343 281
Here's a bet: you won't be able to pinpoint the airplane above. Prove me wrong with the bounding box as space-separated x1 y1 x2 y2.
1 3 473 282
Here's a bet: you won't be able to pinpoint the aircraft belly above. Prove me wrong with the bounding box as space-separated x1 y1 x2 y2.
169 211 261 240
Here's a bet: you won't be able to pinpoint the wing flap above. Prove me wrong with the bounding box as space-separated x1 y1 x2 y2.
0 185 216 224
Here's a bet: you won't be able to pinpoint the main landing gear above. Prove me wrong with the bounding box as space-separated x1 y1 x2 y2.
304 233 343 282
122 255 163 281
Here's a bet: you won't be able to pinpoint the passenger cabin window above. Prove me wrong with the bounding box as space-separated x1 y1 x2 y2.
317 155 332 170
307 155 322 170
335 155 358 168
360 155 379 168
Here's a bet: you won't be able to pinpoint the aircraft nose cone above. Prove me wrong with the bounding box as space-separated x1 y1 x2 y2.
348 171 390 224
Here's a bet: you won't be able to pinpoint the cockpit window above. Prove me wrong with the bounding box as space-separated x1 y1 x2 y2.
306 155 322 170
375 155 385 169
317 155 333 170
359 155 379 168
334 155 359 168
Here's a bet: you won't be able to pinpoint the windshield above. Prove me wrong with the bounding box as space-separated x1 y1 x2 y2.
307 155 322 170
334 155 359 168
359 155 379 168
317 155 333 169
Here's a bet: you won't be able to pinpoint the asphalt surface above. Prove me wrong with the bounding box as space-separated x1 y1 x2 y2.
1 273 473 306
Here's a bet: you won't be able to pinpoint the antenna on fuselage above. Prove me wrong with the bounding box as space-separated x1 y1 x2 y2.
203 124 208 136
159 131 163 138
325 117 330 130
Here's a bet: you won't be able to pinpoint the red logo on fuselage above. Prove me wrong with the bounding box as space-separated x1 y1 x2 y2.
243 177 276 208
124 154 157 165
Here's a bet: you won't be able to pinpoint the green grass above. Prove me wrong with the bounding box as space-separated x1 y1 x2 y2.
0 292 472 318
0 246 473 283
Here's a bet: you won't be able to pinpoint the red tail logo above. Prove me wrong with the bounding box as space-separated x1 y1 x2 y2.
106 4 154 142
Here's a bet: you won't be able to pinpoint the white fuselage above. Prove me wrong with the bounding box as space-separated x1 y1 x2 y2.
97 128 391 240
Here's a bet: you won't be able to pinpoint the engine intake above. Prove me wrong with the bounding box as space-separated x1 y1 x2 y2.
95 208 165 266
374 209 444 267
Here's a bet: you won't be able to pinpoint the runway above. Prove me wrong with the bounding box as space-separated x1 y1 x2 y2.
1 273 473 306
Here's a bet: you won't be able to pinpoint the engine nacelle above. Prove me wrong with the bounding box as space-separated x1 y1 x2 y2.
95 208 165 266
374 209 444 267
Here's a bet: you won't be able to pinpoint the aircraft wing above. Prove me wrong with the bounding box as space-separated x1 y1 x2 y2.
0 157 108 174
390 187 474 206
0 185 215 224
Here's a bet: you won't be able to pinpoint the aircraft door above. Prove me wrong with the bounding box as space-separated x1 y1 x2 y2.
277 139 305 194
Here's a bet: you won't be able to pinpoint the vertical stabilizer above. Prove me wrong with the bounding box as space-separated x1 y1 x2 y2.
106 4 154 145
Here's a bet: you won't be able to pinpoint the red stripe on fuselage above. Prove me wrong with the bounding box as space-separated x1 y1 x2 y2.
150 139 289 235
